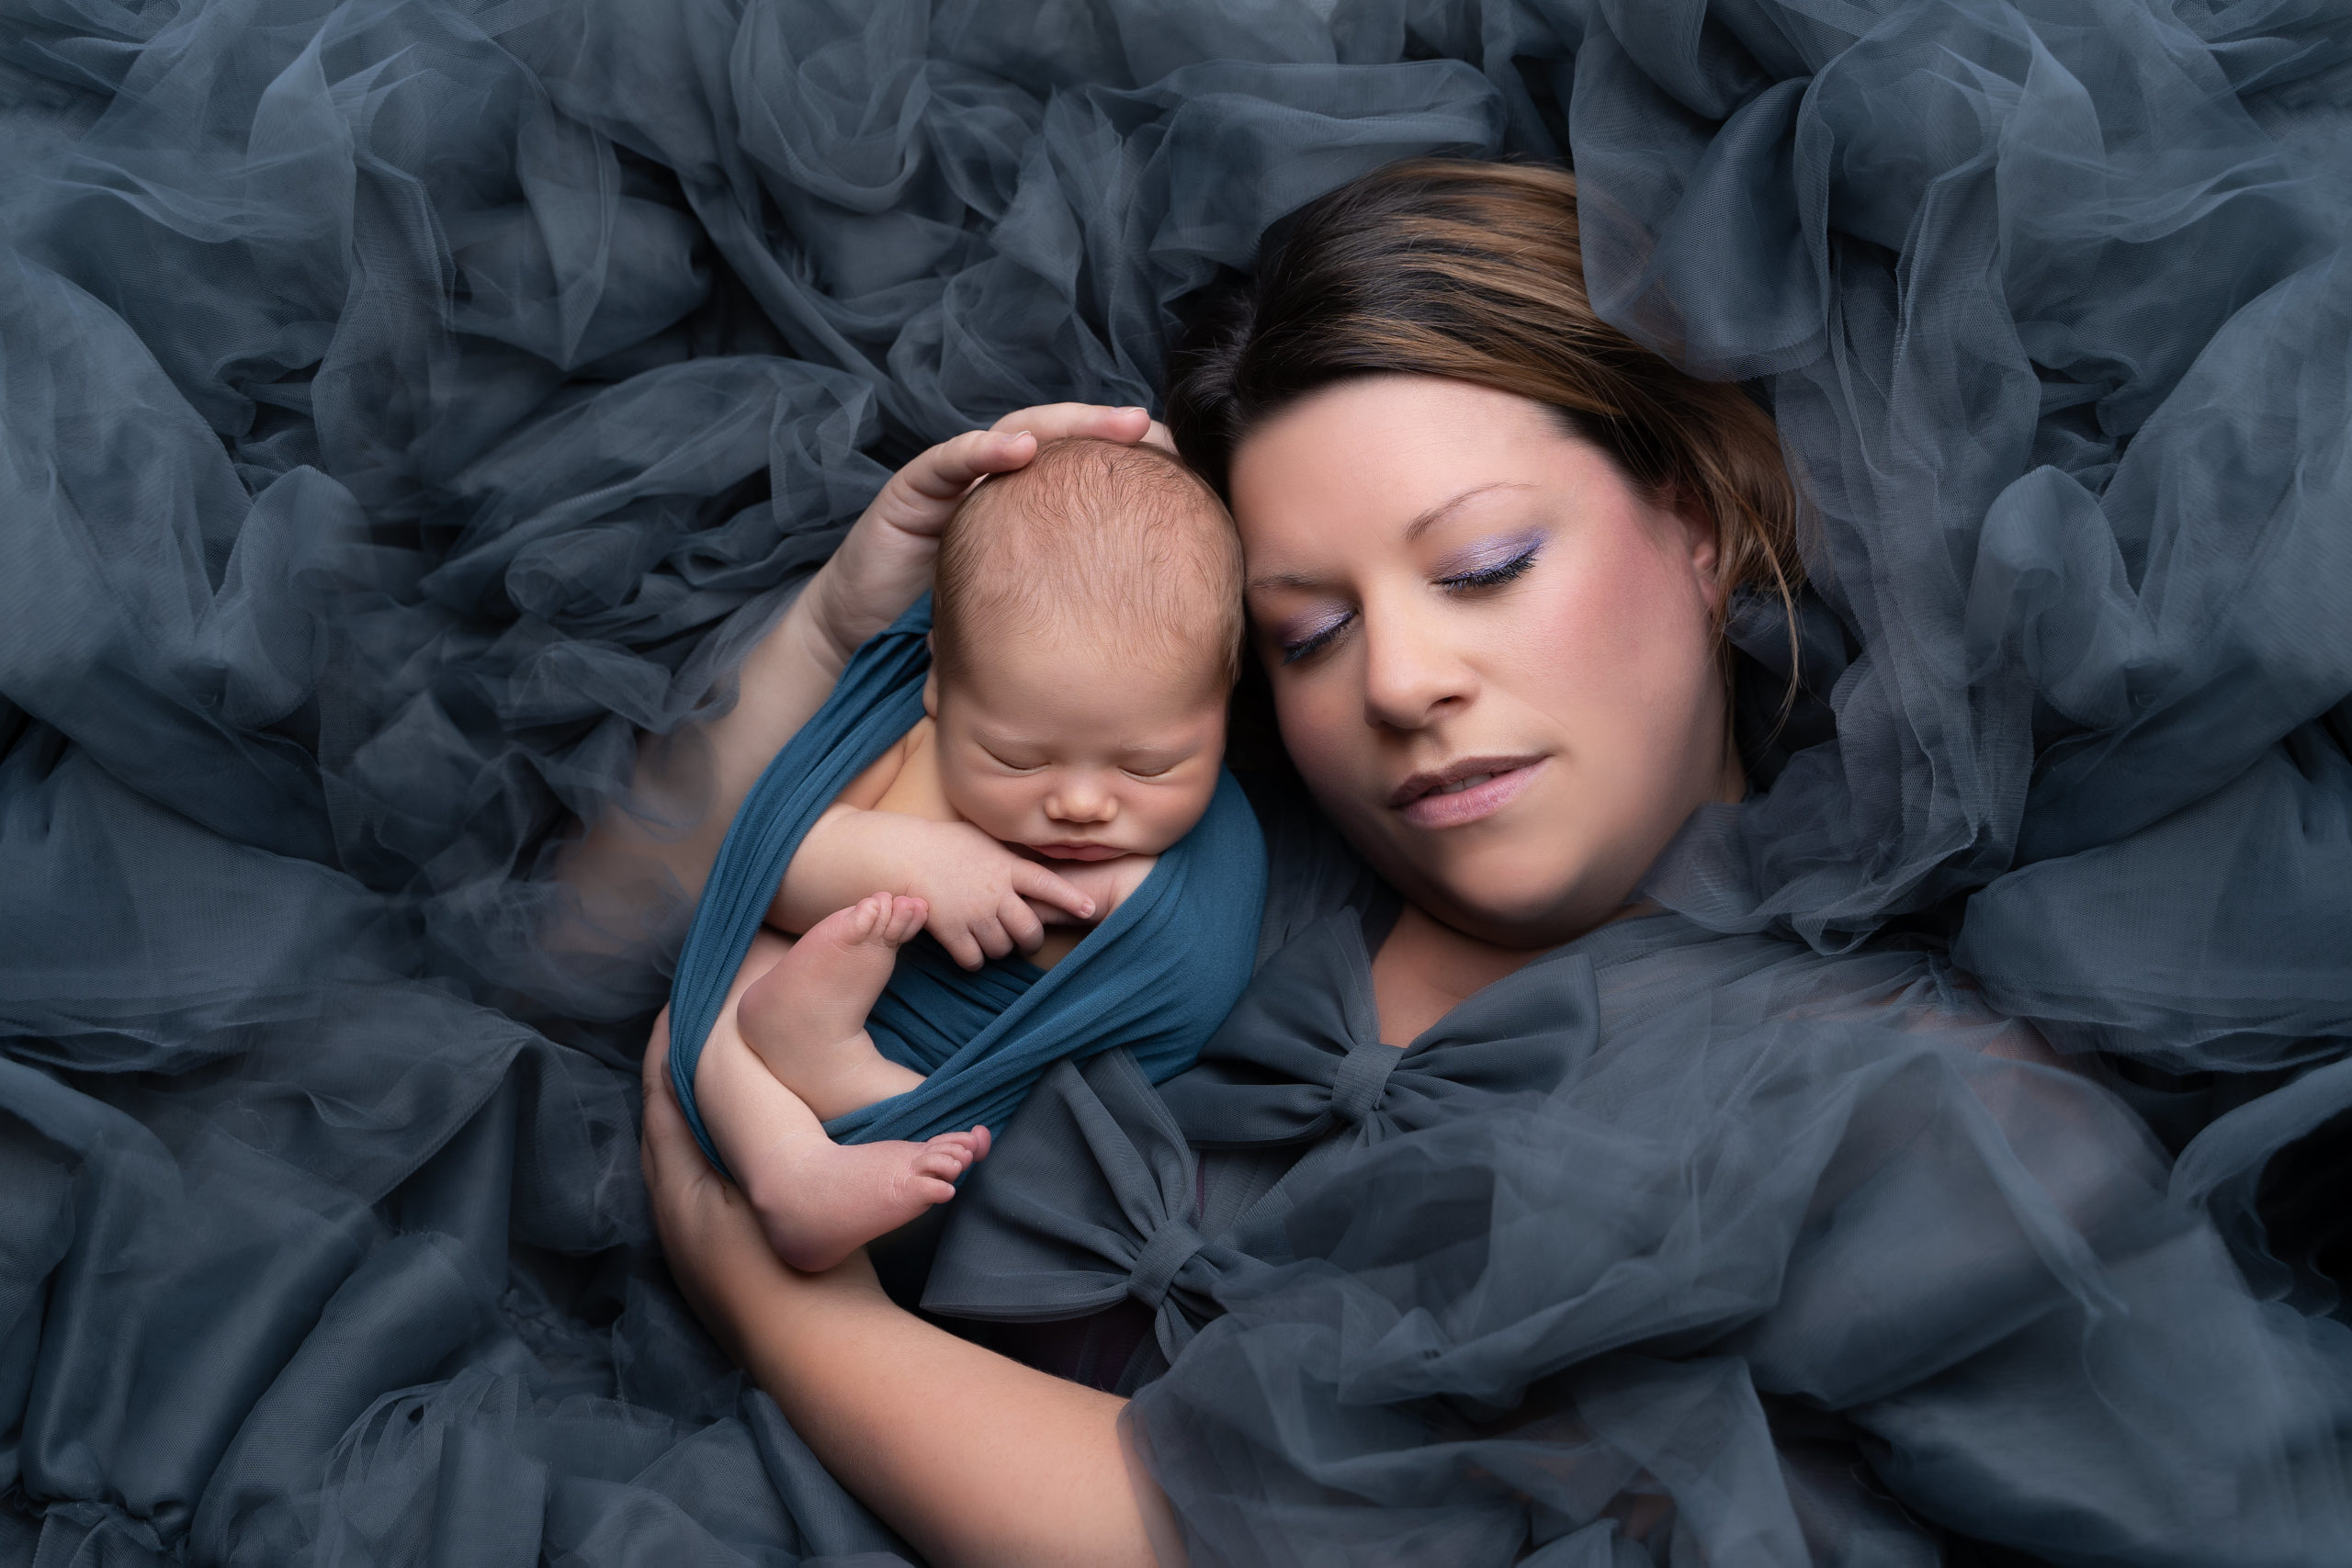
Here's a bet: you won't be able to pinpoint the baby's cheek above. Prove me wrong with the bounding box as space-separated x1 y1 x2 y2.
1153 777 1223 849
939 765 1028 840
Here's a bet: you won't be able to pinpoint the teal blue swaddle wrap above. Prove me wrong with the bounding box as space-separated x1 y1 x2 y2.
667 594 1267 1171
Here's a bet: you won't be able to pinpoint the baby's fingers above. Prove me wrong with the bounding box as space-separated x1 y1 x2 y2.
998 892 1046 955
1010 861 1097 922
971 914 1014 964
932 916 985 971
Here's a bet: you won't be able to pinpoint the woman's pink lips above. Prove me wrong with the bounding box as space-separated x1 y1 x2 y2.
1394 759 1544 829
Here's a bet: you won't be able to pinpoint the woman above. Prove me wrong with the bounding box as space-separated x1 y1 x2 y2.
632 163 2352 1564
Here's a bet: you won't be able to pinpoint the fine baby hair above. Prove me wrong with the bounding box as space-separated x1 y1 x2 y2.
933 435 1246 694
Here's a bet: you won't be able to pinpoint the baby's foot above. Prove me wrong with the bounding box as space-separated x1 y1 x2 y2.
755 1125 993 1273
741 892 928 1120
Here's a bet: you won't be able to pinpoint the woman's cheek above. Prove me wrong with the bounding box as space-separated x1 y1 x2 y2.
1271 674 1368 805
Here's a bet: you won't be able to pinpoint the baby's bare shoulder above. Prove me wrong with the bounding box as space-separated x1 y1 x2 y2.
838 716 967 824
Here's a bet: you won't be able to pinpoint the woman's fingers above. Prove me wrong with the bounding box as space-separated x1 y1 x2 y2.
639 1009 755 1346
1011 861 1097 922
639 1008 693 1191
640 1013 741 1226
803 407 1180 662
876 406 1163 538
864 426 1040 539
801 406 1182 665
990 402 1156 447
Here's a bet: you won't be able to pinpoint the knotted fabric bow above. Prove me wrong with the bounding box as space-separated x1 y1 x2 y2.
924 909 1601 1366
1160 910 1601 1152
923 1049 1260 1367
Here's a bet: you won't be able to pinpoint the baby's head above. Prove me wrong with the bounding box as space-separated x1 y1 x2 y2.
925 437 1243 863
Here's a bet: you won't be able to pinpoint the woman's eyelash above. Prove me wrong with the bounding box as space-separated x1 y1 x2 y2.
1278 546 1538 663
1438 546 1539 591
1279 614 1352 664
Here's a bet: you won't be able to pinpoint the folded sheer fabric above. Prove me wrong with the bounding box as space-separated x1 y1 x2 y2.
924 906 1600 1376
665 592 1265 1169
2 0 2349 1562
936 897 2352 1562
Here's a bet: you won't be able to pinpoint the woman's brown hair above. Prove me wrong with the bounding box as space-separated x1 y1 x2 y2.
1164 158 1804 639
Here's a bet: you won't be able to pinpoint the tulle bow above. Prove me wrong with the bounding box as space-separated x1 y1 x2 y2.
1160 909 1602 1151
922 1048 1261 1366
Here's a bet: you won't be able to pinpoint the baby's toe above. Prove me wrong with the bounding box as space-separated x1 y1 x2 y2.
911 1175 957 1206
913 1145 972 1180
933 1130 989 1163
883 896 927 944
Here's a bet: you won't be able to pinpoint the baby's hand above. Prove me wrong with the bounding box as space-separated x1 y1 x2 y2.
902 820 1097 969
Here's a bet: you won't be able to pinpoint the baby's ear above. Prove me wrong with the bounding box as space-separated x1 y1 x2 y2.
922 660 939 719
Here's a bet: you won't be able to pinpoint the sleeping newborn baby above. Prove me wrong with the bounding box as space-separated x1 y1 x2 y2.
698 437 1249 1271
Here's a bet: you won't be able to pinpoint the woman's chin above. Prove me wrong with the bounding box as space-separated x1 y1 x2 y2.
1393 861 1636 950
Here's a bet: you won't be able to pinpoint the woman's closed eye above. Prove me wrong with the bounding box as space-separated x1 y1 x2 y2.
1278 609 1353 664
1435 538 1541 592
1274 541 1543 665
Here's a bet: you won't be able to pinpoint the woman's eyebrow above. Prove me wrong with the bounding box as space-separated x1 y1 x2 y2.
1247 482 1540 593
1402 481 1537 544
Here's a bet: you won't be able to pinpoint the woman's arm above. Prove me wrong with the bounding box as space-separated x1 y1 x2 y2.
641 992 1178 1568
560 406 1162 928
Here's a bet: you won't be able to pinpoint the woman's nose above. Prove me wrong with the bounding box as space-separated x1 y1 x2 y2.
1361 603 1476 731
1045 774 1117 824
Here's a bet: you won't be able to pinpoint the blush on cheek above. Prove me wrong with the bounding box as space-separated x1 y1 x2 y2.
1269 685 1362 808
1542 531 1713 728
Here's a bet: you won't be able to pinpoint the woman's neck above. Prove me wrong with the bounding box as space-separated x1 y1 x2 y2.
1369 902 1548 1045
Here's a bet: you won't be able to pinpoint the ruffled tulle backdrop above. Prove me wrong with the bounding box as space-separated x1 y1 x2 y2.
1 0 2347 1562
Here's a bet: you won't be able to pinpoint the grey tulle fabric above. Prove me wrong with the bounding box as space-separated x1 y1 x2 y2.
923 903 1600 1381
946 885 2352 1562
2 0 2348 1562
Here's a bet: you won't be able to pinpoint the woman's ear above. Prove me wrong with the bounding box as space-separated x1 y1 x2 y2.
1670 488 1728 614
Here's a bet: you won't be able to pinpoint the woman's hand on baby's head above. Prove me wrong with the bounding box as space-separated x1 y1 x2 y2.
990 402 1169 453
804 406 1162 668
900 819 1097 968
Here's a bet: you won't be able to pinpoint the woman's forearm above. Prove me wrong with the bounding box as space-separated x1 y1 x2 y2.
718 1247 1164 1568
641 963 1175 1568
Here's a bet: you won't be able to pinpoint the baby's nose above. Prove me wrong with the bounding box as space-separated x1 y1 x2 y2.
1046 777 1117 822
